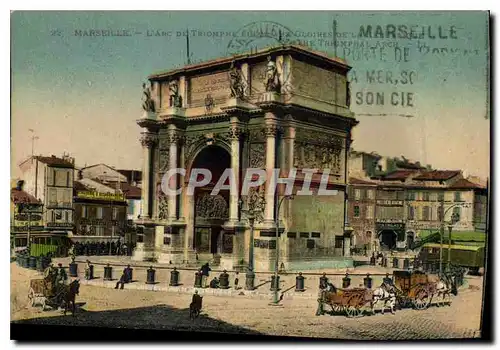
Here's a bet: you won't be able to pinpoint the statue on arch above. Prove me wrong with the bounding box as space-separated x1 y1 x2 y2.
229 62 245 99
169 80 183 108
264 56 280 93
141 82 155 112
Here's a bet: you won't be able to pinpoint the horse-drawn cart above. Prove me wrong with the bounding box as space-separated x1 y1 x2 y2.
318 287 373 318
28 278 62 310
392 270 437 310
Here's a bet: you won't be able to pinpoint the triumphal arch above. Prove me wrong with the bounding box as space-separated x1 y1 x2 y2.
134 45 358 271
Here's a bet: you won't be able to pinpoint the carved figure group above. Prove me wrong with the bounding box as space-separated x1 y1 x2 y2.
195 193 228 219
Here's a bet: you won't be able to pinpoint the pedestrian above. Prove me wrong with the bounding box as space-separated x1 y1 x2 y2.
115 265 132 289
209 277 219 289
84 260 92 280
55 263 68 286
200 263 211 288
234 272 239 290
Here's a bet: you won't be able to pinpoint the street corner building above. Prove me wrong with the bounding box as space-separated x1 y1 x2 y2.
134 45 359 272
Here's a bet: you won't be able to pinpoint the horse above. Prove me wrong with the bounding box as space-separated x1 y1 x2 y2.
59 279 80 316
189 293 203 320
371 283 397 315
434 274 457 307
316 282 340 316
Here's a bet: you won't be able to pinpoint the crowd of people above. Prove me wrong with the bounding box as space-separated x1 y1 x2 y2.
72 240 135 257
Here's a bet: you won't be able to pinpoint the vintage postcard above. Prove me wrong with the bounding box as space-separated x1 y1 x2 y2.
10 10 490 341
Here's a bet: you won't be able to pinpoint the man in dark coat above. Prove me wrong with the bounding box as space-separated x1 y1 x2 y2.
200 263 211 288
115 265 133 289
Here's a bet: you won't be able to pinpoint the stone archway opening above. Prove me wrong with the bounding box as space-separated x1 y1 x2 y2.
190 145 232 257
378 230 397 250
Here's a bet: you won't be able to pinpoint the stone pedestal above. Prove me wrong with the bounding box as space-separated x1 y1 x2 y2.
132 242 155 261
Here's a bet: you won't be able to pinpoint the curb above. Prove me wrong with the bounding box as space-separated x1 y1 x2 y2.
78 278 316 300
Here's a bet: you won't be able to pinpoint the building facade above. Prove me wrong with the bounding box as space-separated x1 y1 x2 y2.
18 155 75 243
134 45 358 271
72 183 128 243
347 177 377 252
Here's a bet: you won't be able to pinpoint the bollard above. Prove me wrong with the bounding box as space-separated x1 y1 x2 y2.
194 271 202 288
342 273 351 288
363 273 373 289
245 270 255 290
169 267 179 286
319 273 328 288
36 256 44 272
69 262 78 277
295 272 305 292
104 264 113 281
219 270 229 289
392 257 399 269
403 258 410 269
29 256 37 270
383 273 392 285
146 266 156 284
270 275 280 291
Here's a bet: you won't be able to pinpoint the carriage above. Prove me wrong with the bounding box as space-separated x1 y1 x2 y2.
28 278 66 310
318 287 374 318
392 270 437 310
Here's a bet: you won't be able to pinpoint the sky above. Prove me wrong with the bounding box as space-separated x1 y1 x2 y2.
10 11 490 179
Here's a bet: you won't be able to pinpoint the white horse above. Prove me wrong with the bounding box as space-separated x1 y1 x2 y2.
371 283 397 315
435 275 457 307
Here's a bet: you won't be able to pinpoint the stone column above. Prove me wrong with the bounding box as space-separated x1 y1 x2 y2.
168 128 181 221
264 123 278 224
228 123 243 223
140 132 156 219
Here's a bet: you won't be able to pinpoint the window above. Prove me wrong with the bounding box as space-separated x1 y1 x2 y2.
66 172 70 187
366 205 374 219
454 192 462 202
81 206 87 218
335 236 344 248
96 207 103 219
438 191 444 201
422 192 430 201
452 206 461 221
407 191 416 200
127 203 134 215
112 207 118 220
407 206 415 220
354 205 360 217
422 206 430 221
354 189 361 200
367 190 374 200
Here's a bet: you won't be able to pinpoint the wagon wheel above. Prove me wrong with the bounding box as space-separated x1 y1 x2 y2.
345 305 363 318
412 288 430 310
346 294 365 318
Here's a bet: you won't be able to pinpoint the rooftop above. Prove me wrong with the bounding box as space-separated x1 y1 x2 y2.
448 178 486 190
349 177 378 186
35 155 74 168
413 170 461 181
379 169 420 181
11 188 41 205
148 44 350 80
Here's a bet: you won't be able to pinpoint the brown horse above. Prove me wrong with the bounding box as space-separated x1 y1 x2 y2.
60 279 80 316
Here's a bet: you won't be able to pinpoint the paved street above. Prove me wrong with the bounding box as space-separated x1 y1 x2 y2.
11 262 483 340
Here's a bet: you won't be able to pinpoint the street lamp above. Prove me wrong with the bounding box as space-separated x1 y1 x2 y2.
447 212 460 272
270 194 294 305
